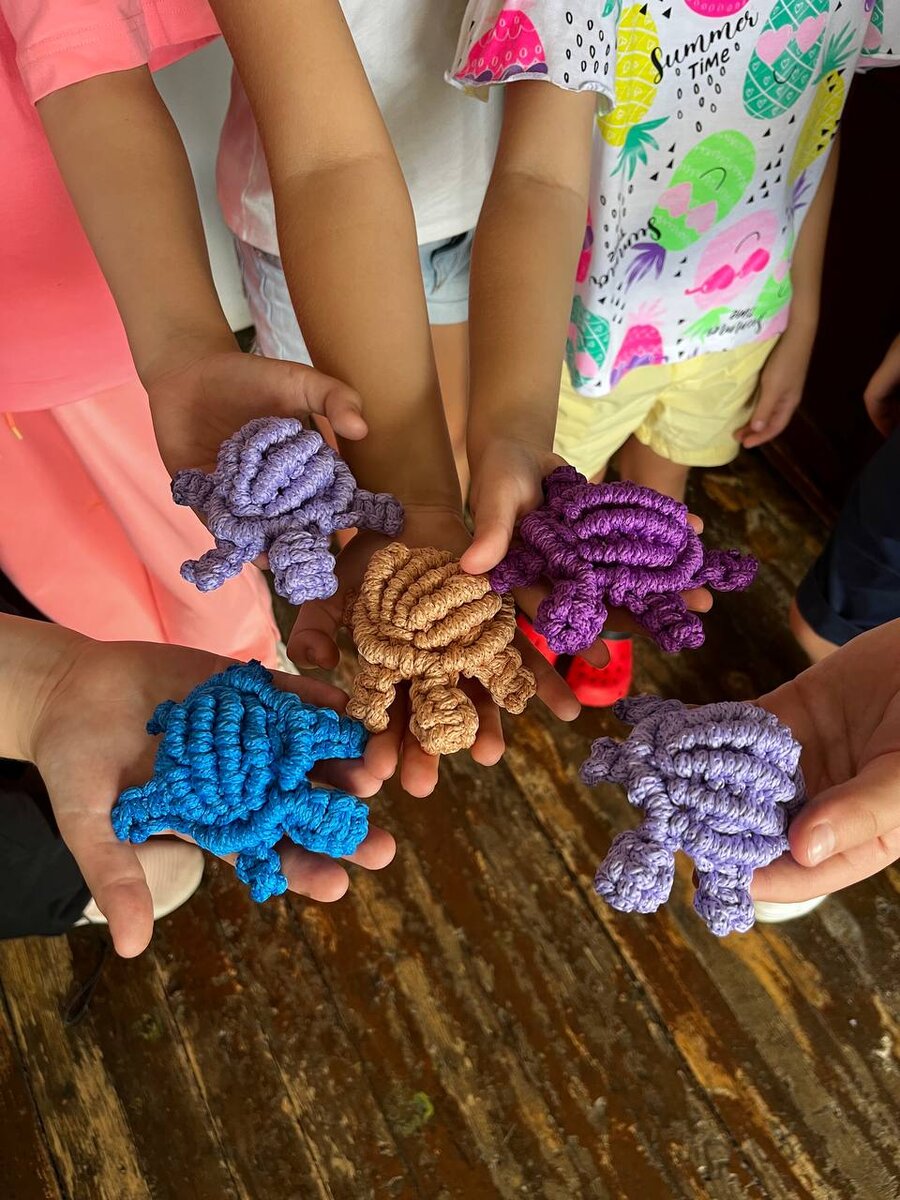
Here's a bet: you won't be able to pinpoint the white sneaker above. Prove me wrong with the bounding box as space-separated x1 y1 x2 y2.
753 895 827 924
77 839 204 926
275 640 299 675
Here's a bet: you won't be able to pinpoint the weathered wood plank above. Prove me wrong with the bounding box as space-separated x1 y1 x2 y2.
0 936 150 1200
288 749 764 1200
62 929 243 1200
148 884 341 1200
199 859 421 1200
0 986 63 1200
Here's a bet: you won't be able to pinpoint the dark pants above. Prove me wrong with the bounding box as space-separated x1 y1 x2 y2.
796 427 900 646
0 572 89 937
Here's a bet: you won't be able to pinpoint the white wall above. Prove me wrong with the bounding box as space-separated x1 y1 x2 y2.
154 40 252 332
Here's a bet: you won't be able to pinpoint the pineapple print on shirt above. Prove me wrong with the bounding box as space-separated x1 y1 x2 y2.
450 0 872 397
789 23 855 181
599 4 669 180
743 0 830 119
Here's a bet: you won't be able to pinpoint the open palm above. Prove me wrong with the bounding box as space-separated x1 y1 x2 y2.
30 639 394 957
753 619 900 902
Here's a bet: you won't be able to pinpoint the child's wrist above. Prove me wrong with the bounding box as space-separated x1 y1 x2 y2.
138 324 239 394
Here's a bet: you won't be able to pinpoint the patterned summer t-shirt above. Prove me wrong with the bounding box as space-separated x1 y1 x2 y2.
450 1 892 398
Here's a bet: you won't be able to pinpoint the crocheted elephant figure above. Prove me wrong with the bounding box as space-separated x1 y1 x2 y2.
580 696 805 936
173 416 404 604
345 543 537 755
112 661 369 902
490 467 757 655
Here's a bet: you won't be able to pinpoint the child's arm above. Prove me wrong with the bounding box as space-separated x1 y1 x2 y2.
737 138 840 450
864 330 900 437
461 83 597 573
0 615 394 957
209 0 461 513
36 67 367 475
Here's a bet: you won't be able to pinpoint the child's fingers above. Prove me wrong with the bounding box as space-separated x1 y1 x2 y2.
787 754 900 868
750 837 895 903
252 357 368 440
398 727 441 798
55 802 154 957
517 634 582 720
343 825 397 870
309 758 383 799
287 600 343 670
467 685 505 766
272 669 351 713
864 335 900 409
277 843 351 900
683 587 713 614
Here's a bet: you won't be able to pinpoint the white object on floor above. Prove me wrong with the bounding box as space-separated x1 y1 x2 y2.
77 839 204 926
753 896 827 925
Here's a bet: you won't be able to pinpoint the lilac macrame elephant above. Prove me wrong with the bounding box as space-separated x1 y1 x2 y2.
581 696 805 936
173 417 404 604
490 467 757 655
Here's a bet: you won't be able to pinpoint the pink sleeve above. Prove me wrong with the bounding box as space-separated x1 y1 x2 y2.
0 0 220 103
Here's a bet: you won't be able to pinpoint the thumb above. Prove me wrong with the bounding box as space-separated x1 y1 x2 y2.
247 357 368 441
53 790 154 957
788 751 900 867
460 486 520 576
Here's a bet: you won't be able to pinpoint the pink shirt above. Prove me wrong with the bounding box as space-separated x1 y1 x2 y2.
0 1 219 412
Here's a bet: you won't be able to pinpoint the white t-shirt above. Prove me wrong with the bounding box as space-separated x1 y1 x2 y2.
449 1 892 399
217 0 502 255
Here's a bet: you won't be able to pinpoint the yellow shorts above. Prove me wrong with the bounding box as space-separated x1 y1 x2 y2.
554 337 778 479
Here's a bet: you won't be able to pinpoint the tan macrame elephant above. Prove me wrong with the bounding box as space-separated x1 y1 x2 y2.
345 544 536 755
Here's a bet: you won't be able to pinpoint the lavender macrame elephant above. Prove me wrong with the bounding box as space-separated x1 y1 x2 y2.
173 417 404 605
490 467 757 655
580 696 805 936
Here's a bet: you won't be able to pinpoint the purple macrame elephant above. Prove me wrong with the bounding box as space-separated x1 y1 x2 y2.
581 696 805 936
490 468 757 655
173 417 404 605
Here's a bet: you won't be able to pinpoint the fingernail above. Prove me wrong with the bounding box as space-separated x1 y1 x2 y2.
751 419 765 431
807 823 835 865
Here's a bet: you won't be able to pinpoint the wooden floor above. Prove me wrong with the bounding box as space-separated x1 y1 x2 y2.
2 453 899 1200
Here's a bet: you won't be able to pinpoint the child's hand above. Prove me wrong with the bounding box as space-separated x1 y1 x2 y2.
288 504 580 797
864 332 900 438
28 638 394 958
461 435 713 668
752 619 900 904
736 321 816 450
144 336 367 479
462 436 567 576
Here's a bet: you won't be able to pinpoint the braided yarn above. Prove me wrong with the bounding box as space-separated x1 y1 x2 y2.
580 696 805 935
345 544 536 755
111 661 369 902
173 417 404 604
490 467 757 655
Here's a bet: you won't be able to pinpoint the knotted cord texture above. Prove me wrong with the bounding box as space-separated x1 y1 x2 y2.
580 696 805 936
111 661 369 902
345 544 536 755
172 417 404 604
490 467 757 654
